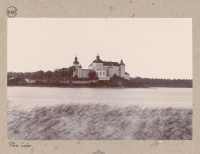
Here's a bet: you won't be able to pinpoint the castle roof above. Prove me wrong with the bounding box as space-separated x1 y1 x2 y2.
103 61 120 66
93 59 103 63
125 72 129 74
93 54 103 63
93 58 103 63
78 65 82 68
89 61 120 66
88 63 93 66
89 54 124 67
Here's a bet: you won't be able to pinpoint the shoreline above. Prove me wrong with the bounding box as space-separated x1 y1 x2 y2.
7 85 192 89
7 85 136 89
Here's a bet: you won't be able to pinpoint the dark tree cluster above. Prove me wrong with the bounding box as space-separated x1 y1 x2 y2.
130 77 192 88
8 67 75 80
88 71 98 80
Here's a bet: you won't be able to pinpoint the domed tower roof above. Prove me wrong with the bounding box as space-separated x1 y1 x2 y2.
73 56 79 64
120 59 125 65
93 53 103 63
78 64 82 68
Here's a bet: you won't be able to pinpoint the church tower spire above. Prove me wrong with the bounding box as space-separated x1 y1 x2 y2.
120 58 125 65
96 53 100 60
73 55 79 70
73 56 79 64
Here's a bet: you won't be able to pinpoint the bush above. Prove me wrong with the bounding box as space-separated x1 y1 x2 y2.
113 74 118 78
43 80 52 86
18 81 28 85
90 81 94 86
88 71 98 80
35 80 43 85
52 80 60 86
94 77 99 80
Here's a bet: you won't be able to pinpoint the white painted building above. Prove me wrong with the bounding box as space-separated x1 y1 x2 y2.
25 78 36 83
96 70 110 80
73 54 130 80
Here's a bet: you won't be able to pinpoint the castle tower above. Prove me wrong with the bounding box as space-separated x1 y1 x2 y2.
73 56 79 70
120 59 125 78
78 64 82 78
93 53 103 70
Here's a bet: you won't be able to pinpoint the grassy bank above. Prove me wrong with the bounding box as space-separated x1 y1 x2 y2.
7 103 192 140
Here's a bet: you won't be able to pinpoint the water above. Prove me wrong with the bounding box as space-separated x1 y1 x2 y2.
7 87 192 111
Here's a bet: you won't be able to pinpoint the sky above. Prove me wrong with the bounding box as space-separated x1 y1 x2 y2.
7 18 192 79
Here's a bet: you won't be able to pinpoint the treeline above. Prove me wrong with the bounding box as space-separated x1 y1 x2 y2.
7 68 192 88
7 66 98 81
130 77 192 88
7 66 99 86
7 66 76 81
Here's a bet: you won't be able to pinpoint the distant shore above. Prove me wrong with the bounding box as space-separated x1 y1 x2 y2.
7 84 138 88
7 84 192 88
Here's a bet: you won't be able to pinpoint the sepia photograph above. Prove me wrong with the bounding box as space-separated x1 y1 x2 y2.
7 18 192 140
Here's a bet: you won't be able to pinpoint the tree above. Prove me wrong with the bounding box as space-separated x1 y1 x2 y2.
24 72 31 78
36 70 44 79
113 74 117 78
68 66 75 77
44 70 53 78
59 68 69 78
7 72 14 79
88 71 97 80
94 76 99 80
90 81 94 86
31 72 37 79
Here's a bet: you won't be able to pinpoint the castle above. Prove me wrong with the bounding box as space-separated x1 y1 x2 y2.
73 54 130 80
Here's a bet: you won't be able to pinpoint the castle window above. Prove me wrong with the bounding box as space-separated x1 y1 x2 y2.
100 72 101 75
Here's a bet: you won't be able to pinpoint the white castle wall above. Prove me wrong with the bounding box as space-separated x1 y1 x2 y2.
73 70 78 77
81 70 90 78
93 63 103 70
103 66 120 76
108 68 114 77
73 63 79 69
78 68 82 78
120 65 125 78
88 65 93 70
104 66 111 76
96 70 106 77
124 74 130 80
112 66 120 76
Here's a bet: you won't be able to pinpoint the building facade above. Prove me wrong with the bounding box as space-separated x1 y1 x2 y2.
73 54 130 80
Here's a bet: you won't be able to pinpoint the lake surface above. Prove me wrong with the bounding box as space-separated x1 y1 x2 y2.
7 87 192 111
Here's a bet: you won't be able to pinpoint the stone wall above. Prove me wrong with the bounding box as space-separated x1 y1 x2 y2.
59 80 98 84
98 76 110 80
